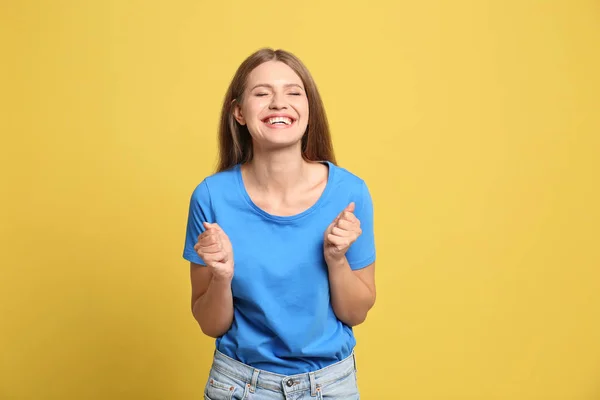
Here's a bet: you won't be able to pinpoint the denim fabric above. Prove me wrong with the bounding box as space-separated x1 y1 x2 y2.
203 350 360 400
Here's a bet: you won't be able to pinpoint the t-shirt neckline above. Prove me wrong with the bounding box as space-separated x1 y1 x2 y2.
234 161 335 222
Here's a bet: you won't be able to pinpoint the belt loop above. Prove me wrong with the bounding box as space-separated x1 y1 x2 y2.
249 369 260 393
309 371 317 396
353 352 358 372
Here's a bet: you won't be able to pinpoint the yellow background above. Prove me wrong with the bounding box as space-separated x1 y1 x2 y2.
1 1 599 399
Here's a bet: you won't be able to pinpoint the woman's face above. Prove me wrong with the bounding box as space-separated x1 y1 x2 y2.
234 61 309 151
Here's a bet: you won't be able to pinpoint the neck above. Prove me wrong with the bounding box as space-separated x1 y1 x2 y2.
245 145 309 194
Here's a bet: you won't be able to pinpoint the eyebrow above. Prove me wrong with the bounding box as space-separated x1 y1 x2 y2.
250 83 305 91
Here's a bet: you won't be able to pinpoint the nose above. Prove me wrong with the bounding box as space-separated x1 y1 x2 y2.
269 92 287 110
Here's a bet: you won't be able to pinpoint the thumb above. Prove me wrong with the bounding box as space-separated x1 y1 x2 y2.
345 202 355 213
333 202 354 223
209 223 227 238
203 222 218 230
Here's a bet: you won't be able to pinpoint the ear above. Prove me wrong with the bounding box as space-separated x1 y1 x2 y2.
232 99 246 126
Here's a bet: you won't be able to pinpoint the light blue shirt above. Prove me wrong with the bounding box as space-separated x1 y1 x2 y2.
182 162 375 375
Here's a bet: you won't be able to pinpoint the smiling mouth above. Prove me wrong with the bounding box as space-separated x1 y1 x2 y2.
263 116 294 126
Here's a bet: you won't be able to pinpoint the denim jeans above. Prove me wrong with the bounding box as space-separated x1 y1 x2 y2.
203 350 360 400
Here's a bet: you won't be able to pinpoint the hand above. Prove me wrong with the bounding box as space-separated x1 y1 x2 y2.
324 202 362 263
194 222 234 282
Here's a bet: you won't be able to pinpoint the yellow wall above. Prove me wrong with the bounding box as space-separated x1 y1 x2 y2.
2 1 599 399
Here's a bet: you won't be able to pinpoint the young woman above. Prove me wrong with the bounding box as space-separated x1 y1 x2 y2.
182 48 376 399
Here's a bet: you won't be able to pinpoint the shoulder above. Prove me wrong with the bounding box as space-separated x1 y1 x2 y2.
196 166 237 190
329 162 370 193
327 163 374 215
191 166 239 197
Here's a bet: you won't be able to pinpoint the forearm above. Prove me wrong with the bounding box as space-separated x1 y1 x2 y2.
192 276 234 338
327 257 375 326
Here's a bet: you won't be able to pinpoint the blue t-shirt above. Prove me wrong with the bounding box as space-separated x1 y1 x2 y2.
182 161 375 375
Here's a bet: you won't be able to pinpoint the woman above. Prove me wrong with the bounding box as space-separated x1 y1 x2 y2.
182 48 376 399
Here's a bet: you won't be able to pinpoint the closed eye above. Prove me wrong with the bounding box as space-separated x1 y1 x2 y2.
288 92 301 96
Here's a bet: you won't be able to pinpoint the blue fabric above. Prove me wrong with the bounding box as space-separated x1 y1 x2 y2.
182 161 375 375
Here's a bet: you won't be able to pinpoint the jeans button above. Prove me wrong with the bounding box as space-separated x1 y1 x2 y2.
286 379 294 387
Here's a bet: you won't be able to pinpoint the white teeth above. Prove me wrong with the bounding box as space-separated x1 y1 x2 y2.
267 117 292 125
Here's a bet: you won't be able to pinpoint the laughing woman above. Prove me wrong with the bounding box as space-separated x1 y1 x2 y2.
183 48 376 400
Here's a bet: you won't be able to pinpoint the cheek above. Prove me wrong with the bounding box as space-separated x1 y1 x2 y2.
242 100 267 121
295 100 310 120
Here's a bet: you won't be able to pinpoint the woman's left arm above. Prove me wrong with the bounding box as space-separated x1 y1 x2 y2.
327 258 376 326
323 181 377 326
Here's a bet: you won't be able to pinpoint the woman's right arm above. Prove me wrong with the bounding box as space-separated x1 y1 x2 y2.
190 263 234 338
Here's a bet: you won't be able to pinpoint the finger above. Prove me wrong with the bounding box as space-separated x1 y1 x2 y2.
331 226 353 237
332 212 342 224
336 218 358 231
327 233 350 249
199 232 219 246
202 251 227 265
198 242 221 254
194 241 209 254
324 220 335 234
331 227 360 243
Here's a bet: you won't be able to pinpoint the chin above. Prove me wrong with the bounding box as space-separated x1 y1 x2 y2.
257 137 303 152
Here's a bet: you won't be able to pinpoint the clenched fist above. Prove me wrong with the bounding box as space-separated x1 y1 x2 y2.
323 202 362 263
194 222 234 281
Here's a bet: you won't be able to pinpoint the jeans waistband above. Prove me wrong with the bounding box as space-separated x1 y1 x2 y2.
211 350 357 395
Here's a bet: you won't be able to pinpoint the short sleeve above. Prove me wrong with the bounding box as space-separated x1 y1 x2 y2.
345 181 376 270
182 180 214 266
